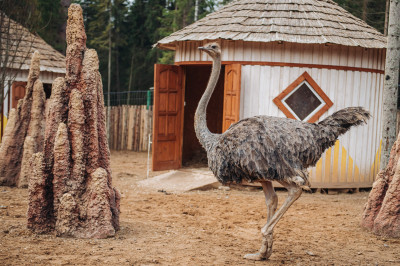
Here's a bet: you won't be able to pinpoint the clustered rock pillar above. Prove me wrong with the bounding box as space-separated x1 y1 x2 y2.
27 4 120 238
361 132 400 238
0 51 46 187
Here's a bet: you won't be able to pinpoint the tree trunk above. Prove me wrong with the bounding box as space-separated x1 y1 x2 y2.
384 0 390 36
27 4 120 238
194 0 199 21
0 51 45 187
362 0 368 22
107 0 112 140
380 0 400 170
127 54 134 105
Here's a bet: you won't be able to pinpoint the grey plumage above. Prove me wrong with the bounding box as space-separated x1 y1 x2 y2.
208 107 370 185
195 42 370 260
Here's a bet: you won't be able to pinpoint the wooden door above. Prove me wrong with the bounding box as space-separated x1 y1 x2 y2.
12 81 27 108
222 64 241 132
152 64 184 171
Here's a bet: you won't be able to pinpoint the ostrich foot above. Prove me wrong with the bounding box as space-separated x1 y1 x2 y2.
244 232 273 260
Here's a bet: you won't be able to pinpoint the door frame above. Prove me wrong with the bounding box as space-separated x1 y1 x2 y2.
152 64 185 171
152 62 242 171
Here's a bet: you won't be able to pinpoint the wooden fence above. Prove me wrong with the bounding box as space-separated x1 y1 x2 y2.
107 105 152 151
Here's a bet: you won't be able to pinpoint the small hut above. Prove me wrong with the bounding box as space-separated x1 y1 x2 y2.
153 0 386 189
1 15 65 138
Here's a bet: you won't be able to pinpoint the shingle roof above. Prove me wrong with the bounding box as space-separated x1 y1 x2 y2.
156 0 386 50
1 14 66 73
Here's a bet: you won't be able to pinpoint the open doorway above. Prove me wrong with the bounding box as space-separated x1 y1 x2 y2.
182 65 225 167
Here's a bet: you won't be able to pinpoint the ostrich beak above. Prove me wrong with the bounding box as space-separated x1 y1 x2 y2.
198 46 206 50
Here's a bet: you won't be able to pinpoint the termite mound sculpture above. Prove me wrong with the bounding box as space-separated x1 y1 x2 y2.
0 51 46 188
27 4 120 238
361 132 400 238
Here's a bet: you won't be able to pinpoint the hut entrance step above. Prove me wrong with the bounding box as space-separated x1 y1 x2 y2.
138 168 219 193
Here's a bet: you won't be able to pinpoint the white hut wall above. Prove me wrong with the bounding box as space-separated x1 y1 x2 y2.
240 65 383 188
2 68 64 121
175 41 385 188
10 68 64 84
175 40 385 70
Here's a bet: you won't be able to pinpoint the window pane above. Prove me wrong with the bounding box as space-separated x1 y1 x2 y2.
284 83 322 120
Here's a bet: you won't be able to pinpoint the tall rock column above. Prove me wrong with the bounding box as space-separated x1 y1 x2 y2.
361 131 400 238
0 51 46 187
27 4 120 238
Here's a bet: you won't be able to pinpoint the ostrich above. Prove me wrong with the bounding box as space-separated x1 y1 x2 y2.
195 42 370 260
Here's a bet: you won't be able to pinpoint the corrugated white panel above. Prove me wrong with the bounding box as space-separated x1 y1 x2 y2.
40 71 65 84
2 69 64 120
240 63 384 187
175 41 385 72
250 65 260 117
9 69 64 84
2 82 10 118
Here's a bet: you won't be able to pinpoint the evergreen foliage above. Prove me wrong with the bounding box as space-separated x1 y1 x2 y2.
36 0 66 53
1 0 387 102
334 0 386 33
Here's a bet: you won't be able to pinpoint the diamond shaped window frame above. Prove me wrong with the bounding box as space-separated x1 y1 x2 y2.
273 71 333 123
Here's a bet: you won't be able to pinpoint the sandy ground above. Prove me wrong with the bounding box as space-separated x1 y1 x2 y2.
1 150 400 265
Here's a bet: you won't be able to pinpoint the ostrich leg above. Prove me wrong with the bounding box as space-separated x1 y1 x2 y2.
261 181 278 223
244 181 302 260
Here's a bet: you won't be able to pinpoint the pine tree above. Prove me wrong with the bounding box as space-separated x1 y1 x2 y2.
36 0 67 53
333 0 386 33
73 0 224 100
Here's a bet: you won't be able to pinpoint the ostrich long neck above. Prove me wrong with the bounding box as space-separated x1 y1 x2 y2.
194 53 221 151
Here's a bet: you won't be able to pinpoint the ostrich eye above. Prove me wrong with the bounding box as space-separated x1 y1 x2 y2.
211 45 217 49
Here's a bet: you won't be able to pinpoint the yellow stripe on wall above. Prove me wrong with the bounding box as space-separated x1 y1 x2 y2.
316 157 323 182
370 139 382 181
340 146 347 182
325 147 332 182
311 140 376 187
348 156 354 182
332 140 340 183
1 115 8 141
354 165 360 183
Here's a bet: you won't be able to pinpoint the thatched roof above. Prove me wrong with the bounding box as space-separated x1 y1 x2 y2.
156 0 386 50
1 14 66 73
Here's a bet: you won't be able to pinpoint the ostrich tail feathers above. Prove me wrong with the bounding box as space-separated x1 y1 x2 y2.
318 107 370 135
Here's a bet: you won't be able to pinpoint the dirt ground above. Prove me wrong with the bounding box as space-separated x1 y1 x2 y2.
1 150 400 265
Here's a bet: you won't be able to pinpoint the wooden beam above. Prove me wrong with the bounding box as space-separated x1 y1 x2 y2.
175 61 384 74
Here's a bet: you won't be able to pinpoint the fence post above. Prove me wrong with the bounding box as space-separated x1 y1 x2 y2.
107 104 153 151
147 90 152 110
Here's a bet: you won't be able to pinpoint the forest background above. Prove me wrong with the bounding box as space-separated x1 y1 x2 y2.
2 0 388 103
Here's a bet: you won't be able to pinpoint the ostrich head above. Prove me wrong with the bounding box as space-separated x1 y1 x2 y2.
198 42 221 58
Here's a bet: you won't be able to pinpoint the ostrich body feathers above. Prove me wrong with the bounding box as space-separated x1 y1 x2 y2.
207 107 370 185
194 43 370 260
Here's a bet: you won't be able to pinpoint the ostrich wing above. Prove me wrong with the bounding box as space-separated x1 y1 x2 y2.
210 116 319 184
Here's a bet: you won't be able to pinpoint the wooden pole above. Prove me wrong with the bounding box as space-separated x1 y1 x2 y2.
106 0 112 142
127 55 134 105
384 0 390 36
380 0 400 169
194 0 199 21
124 105 128 150
362 0 369 22
136 106 140 151
141 105 145 151
128 106 134 150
